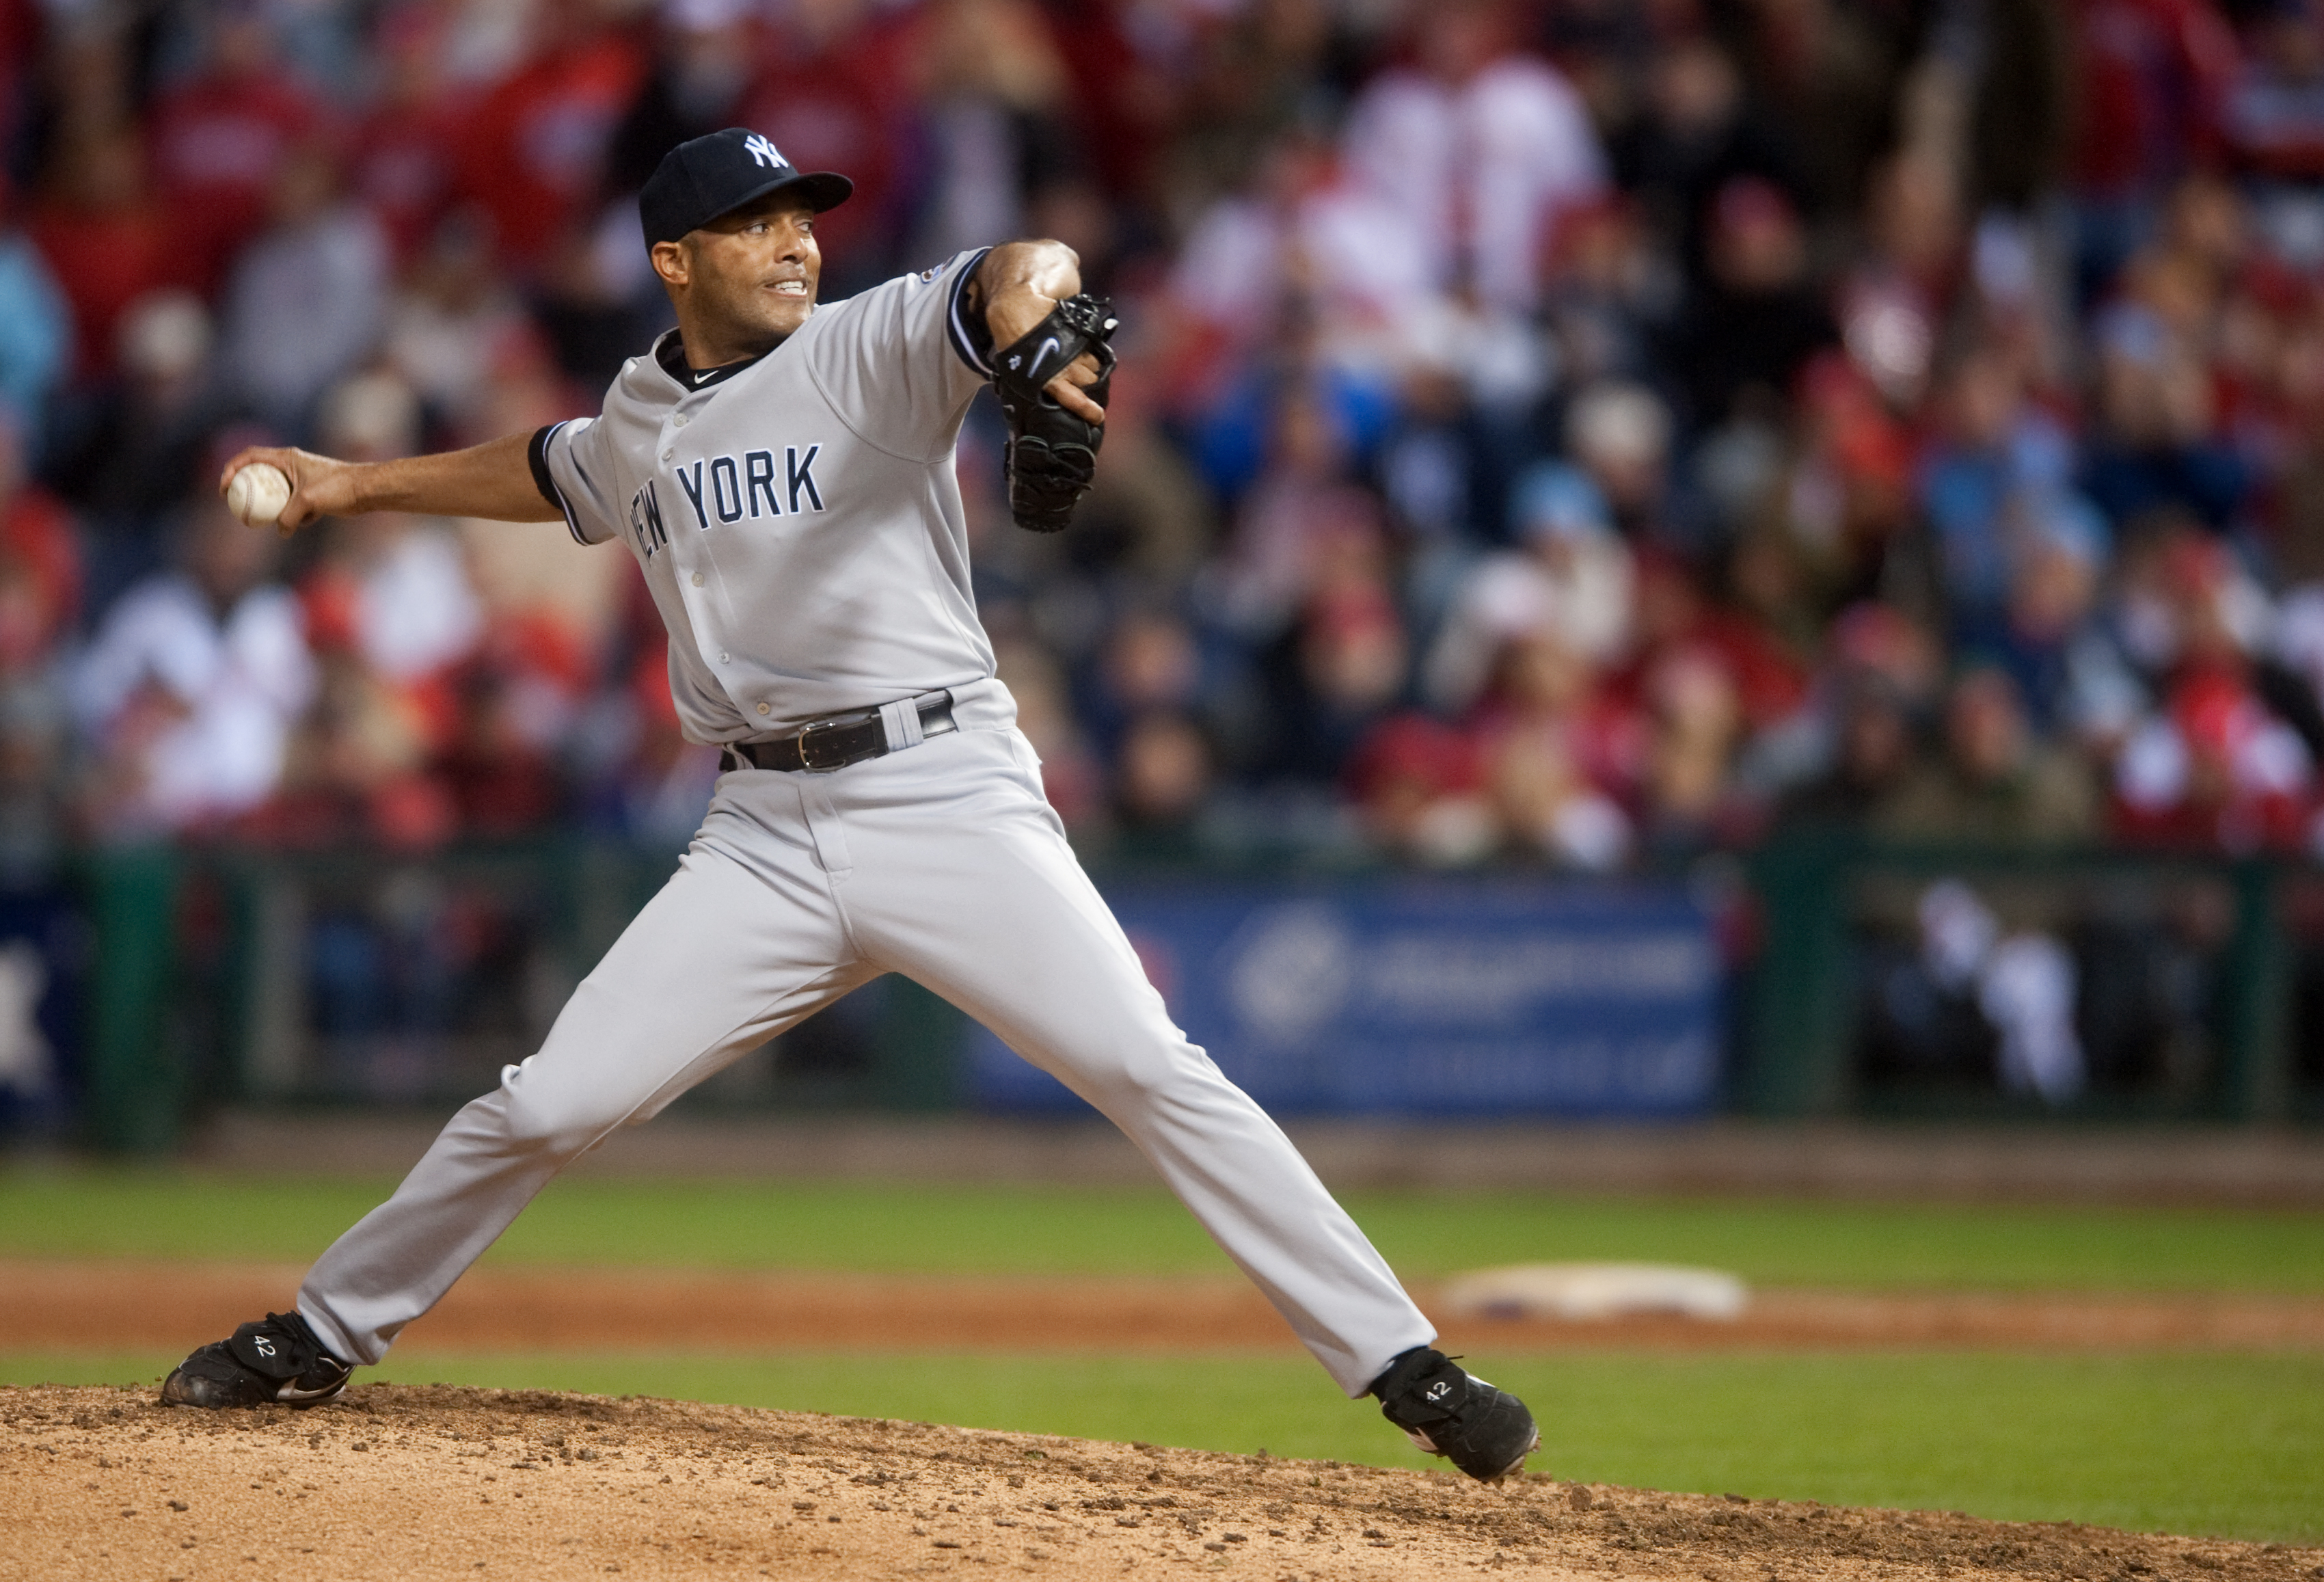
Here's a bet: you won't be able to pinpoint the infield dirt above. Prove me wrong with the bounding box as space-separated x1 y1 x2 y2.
5 1384 2319 1582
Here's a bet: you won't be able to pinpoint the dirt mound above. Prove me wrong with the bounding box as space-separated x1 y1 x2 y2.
10 1263 2324 1355
4 1385 2316 1582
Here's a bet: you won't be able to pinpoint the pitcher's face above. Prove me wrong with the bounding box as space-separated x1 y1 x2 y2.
658 196 824 353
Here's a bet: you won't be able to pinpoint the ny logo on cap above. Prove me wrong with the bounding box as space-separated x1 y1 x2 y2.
744 133 784 170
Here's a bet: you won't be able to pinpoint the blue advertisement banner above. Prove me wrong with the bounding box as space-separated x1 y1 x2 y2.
969 881 1723 1118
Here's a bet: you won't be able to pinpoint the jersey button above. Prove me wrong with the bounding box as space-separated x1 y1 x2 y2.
719 652 730 663
757 702 771 716
691 572 704 587
673 414 689 427
661 448 674 461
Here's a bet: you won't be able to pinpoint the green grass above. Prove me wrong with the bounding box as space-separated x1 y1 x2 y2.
2 1168 2321 1291
9 1350 2319 1544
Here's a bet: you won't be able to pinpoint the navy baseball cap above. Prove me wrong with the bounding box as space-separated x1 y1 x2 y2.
639 128 853 247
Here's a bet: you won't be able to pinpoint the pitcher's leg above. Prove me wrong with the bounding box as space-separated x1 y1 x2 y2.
841 738 1434 1395
299 837 867 1364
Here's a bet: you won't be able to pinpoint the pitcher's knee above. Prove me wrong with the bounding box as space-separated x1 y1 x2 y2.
494 979 664 1154
500 1068 630 1157
1063 1035 1220 1113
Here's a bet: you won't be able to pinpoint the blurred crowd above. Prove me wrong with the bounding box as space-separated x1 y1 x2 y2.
10 0 2324 883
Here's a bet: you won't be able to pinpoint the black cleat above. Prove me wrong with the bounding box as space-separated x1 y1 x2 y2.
1370 1346 1540 1484
161 1311 351 1410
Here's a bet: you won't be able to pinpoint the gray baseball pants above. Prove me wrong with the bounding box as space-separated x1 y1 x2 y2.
296 684 1435 1396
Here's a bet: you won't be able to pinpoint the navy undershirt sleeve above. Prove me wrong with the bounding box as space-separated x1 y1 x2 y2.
526 425 560 509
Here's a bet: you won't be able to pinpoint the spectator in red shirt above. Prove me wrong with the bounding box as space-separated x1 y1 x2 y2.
2113 662 2317 848
1475 632 1641 871
1347 711 1498 867
0 412 81 658
349 5 470 267
734 0 917 278
2071 0 2239 200
455 0 647 274
0 404 80 877
0 0 38 156
27 127 187 384
1633 645 1750 854
436 663 565 837
146 8 327 294
2064 0 2240 297
1042 0 1179 210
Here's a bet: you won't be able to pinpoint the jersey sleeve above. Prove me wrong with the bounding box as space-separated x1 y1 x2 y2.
797 247 993 464
530 416 623 546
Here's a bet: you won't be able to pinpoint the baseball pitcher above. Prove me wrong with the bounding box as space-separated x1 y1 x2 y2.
162 128 1539 1484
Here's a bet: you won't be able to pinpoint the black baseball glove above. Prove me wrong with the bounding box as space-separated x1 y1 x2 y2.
991 294 1118 533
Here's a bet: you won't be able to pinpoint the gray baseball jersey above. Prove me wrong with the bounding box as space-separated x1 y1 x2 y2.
531 247 1001 738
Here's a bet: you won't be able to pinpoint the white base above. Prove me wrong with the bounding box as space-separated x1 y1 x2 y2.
1439 1262 1749 1322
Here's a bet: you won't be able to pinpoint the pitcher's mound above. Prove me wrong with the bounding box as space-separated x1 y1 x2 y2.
1 1384 2310 1581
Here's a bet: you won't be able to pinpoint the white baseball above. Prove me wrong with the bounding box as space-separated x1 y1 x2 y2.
226 462 293 528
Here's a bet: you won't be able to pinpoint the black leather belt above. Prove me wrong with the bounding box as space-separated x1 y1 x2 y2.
720 691 956 773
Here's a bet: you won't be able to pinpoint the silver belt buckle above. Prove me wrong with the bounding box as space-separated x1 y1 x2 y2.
793 718 848 772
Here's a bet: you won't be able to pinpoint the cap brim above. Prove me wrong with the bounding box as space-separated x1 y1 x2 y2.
702 170 854 229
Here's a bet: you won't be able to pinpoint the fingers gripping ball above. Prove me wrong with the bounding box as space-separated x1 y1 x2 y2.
993 295 1118 534
226 463 293 529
